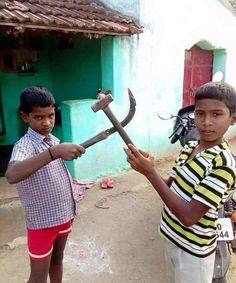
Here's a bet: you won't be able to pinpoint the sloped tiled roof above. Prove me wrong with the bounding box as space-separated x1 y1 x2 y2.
0 0 143 37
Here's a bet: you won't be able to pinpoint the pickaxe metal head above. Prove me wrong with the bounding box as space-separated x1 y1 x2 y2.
91 93 113 112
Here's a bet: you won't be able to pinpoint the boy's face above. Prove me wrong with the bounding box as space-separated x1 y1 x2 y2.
194 99 236 146
20 106 55 136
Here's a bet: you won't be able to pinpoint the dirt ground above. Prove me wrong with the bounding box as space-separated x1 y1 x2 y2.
1 139 236 283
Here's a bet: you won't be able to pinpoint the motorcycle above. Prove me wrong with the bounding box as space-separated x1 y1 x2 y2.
158 105 236 283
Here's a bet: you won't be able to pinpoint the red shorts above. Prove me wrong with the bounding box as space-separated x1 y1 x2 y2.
27 219 73 262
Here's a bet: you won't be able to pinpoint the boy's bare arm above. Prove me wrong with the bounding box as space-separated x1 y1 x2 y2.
125 144 209 227
5 143 85 184
145 170 209 226
163 176 173 187
6 150 53 184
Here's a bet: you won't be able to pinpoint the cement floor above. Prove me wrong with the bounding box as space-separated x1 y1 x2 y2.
0 148 236 283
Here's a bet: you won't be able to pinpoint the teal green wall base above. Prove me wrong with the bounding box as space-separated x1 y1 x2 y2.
61 99 132 180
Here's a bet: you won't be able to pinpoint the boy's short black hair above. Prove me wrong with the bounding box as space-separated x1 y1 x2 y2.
194 81 236 114
19 86 55 114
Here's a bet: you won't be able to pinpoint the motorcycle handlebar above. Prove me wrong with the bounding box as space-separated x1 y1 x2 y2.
170 134 180 144
170 124 185 143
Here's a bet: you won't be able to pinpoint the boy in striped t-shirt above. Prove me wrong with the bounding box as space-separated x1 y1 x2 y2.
125 81 236 283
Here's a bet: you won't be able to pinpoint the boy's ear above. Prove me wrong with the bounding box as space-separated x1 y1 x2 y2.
20 111 29 123
230 113 236 125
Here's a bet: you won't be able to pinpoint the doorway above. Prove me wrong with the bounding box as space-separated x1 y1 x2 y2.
182 45 213 107
0 87 12 177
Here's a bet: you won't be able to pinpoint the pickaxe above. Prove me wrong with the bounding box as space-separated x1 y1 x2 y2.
80 89 135 148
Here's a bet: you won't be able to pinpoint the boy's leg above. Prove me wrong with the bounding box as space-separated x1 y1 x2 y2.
27 227 54 283
27 220 73 283
164 239 215 283
27 255 52 283
49 235 68 283
49 219 73 282
177 249 215 283
164 239 176 283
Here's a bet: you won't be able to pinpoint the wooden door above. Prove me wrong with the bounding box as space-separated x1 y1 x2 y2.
182 45 213 107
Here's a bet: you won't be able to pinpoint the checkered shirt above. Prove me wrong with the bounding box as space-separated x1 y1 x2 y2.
9 127 76 229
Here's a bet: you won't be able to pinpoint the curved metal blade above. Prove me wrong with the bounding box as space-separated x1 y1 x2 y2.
106 88 136 135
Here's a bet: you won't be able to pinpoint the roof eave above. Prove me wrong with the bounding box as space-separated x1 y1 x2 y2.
0 22 143 37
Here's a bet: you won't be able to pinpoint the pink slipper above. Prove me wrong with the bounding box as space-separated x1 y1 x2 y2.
101 178 114 189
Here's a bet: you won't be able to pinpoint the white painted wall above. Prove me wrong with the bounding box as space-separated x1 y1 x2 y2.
103 0 236 156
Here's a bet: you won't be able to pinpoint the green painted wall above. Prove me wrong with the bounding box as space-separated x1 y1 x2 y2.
213 49 226 80
60 36 176 180
101 37 114 93
0 36 101 145
46 37 101 103
59 37 128 179
0 48 53 144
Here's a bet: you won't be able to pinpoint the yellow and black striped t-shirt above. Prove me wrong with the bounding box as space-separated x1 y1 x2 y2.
159 140 236 257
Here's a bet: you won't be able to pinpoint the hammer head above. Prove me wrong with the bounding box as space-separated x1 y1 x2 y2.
91 93 113 112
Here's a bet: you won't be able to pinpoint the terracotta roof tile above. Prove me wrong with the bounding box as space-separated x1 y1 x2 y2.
0 0 143 36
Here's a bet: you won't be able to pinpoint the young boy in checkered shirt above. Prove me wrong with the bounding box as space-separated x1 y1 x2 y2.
6 86 85 283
